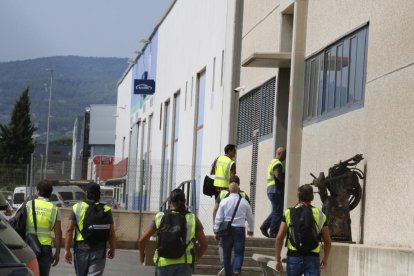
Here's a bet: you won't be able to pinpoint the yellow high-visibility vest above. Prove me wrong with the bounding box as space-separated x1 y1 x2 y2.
26 199 58 246
214 155 235 188
285 206 326 253
218 190 247 202
267 159 284 187
72 201 111 241
153 211 196 267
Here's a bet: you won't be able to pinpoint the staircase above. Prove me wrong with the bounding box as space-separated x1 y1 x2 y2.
194 236 275 275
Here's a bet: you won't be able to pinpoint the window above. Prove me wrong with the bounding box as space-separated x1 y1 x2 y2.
303 25 368 122
237 77 276 145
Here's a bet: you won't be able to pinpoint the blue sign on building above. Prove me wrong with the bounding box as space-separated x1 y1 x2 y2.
134 79 156 95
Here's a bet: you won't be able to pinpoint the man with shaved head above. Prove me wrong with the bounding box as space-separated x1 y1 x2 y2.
260 146 286 238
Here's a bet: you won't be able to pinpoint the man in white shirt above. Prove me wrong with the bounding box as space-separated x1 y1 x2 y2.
214 183 254 276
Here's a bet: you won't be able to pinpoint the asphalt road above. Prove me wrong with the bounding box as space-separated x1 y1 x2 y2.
50 249 155 276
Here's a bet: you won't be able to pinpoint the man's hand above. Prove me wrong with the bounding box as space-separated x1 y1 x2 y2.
64 250 72 264
107 248 115 259
52 251 60 267
214 234 220 241
247 231 254 237
320 257 328 269
275 260 283 273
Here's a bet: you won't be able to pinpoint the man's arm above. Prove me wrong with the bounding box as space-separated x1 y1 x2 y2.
212 203 219 223
274 165 284 184
138 226 156 264
320 226 331 269
210 158 217 175
107 223 116 259
275 222 288 273
230 163 236 176
64 220 75 264
52 221 62 266
245 202 254 235
195 228 208 260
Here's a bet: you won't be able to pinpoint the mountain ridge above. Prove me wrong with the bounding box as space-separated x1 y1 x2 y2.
0 56 127 142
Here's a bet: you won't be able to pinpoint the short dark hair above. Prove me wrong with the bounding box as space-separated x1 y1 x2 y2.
229 175 240 185
169 189 186 212
298 184 314 202
224 144 236 154
86 183 101 202
37 180 53 198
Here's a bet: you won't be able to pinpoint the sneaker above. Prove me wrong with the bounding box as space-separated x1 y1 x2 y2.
260 226 270 238
217 267 225 276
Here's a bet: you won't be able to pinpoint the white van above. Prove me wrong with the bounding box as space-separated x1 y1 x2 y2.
12 186 32 209
50 185 86 207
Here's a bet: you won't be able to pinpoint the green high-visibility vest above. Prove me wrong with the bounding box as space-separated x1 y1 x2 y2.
214 155 235 188
153 211 196 267
26 199 58 246
267 159 284 187
72 201 111 241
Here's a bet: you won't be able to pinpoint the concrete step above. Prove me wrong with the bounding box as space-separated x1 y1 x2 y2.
205 236 275 248
194 264 263 276
197 255 258 267
205 245 275 256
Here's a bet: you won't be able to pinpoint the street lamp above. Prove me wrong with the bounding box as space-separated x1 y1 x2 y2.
44 68 53 179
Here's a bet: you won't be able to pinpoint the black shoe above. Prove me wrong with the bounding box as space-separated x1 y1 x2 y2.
260 226 269 238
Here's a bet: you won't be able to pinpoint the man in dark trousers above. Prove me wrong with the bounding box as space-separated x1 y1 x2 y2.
139 189 208 276
275 184 331 275
261 146 286 238
64 183 116 276
26 181 62 276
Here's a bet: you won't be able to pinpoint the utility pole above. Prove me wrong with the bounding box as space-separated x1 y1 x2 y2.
44 69 53 179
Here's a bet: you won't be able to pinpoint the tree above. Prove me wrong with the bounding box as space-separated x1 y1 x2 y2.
0 88 37 164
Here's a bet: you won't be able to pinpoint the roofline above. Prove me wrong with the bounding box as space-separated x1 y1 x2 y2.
117 0 178 86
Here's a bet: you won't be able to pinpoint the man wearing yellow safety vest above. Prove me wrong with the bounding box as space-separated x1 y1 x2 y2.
275 184 331 275
212 175 250 276
260 147 286 238
64 183 116 276
139 189 208 276
26 180 62 276
211 144 237 199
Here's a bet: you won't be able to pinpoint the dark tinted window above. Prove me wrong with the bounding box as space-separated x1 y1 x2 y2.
50 194 58 202
59 192 73 201
75 192 85 200
303 25 368 123
13 193 25 205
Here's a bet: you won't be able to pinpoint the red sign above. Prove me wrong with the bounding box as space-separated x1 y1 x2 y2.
93 155 114 165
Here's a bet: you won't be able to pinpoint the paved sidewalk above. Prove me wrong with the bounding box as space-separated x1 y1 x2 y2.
51 249 155 275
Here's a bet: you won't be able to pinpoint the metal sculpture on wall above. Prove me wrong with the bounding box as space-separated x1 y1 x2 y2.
309 154 365 242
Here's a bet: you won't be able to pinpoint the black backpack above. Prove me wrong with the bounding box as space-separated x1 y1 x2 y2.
156 210 189 259
78 202 111 243
288 205 321 253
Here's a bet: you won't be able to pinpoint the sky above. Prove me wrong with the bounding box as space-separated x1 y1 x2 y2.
0 0 173 62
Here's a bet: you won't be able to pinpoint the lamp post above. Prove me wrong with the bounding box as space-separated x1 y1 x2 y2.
44 69 53 179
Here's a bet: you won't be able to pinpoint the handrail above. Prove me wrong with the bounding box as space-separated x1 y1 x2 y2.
159 179 196 213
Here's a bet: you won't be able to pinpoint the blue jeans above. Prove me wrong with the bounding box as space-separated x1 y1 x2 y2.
221 227 245 276
156 264 192 276
287 256 320 276
261 189 284 236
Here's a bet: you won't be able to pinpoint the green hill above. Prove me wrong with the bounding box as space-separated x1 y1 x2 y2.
0 56 127 142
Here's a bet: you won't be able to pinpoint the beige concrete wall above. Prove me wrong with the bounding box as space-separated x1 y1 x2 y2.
300 0 414 249
59 208 156 242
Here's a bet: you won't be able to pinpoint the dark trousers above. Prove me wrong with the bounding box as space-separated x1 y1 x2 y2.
221 227 245 276
287 256 321 276
261 191 284 236
74 247 106 276
38 245 53 276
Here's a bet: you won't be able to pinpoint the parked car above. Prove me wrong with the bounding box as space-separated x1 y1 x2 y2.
0 238 33 276
0 212 39 276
